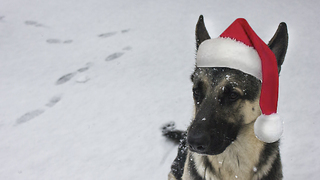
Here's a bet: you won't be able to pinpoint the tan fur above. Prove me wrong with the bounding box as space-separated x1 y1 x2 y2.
182 122 264 180
241 100 261 125
181 152 193 180
168 172 178 180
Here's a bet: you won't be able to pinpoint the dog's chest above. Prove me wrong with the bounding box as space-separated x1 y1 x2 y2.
194 154 254 180
189 136 264 180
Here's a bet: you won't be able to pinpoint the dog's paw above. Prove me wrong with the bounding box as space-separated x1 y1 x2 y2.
162 121 176 134
162 122 186 144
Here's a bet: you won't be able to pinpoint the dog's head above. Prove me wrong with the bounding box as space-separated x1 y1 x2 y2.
187 16 288 155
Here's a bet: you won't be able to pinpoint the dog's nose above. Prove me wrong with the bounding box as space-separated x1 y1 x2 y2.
187 132 210 153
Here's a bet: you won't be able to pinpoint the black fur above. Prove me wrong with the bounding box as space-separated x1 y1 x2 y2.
171 137 188 179
268 22 288 74
195 15 211 49
258 142 283 179
162 123 187 180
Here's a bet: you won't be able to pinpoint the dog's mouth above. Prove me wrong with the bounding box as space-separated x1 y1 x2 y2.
188 136 234 155
187 124 238 155
187 130 236 155
210 136 235 155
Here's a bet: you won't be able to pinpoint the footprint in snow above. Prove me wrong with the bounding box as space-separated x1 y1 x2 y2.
55 62 93 85
122 46 132 51
77 62 93 73
46 94 62 107
16 109 45 124
77 66 89 73
25 20 45 27
47 39 61 44
98 29 130 38
16 94 63 124
121 29 130 33
105 52 124 61
46 39 73 44
63 40 73 44
56 72 77 85
98 32 117 38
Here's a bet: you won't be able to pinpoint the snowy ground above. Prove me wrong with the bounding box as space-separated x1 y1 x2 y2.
0 0 319 179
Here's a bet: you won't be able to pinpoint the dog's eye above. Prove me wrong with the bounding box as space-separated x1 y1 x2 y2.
229 92 239 101
193 88 200 97
193 88 202 102
193 82 205 104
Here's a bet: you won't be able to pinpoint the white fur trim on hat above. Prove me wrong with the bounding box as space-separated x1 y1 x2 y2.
196 38 262 80
254 113 283 143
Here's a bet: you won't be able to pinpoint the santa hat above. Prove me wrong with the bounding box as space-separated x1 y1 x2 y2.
196 18 283 143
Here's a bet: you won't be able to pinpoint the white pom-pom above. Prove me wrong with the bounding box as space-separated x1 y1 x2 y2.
254 114 283 143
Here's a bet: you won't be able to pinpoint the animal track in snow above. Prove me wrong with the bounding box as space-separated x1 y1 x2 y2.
98 29 130 38
55 63 92 85
121 29 130 33
46 94 62 107
25 20 45 27
77 62 93 73
105 46 131 61
46 39 73 44
63 40 73 44
98 32 117 38
16 94 63 125
77 67 89 73
122 46 132 51
105 52 125 61
16 109 45 124
46 39 61 44
56 72 77 85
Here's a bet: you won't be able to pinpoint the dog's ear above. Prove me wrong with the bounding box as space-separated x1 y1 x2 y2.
268 22 288 74
196 15 211 50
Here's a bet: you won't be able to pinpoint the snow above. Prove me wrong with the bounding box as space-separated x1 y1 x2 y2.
0 0 319 179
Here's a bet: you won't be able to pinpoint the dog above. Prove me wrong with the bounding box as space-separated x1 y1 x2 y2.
162 15 288 180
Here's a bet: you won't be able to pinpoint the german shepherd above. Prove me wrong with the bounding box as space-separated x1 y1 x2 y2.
162 15 288 180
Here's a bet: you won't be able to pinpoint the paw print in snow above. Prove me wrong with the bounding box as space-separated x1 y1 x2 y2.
16 109 45 124
106 52 124 61
98 32 117 38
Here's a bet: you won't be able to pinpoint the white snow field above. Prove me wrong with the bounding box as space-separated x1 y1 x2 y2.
1 0 319 179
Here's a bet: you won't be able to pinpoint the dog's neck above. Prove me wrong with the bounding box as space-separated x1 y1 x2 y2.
190 123 267 180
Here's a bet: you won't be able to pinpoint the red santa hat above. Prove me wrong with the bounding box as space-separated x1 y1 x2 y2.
196 18 283 143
